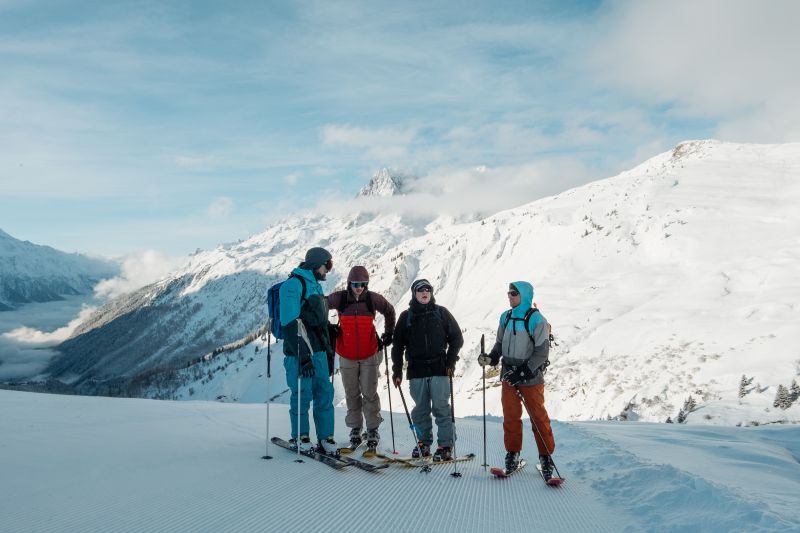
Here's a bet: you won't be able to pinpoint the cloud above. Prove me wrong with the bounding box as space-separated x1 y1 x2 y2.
207 197 234 218
94 250 185 299
284 173 299 185
582 0 800 141
0 305 97 380
316 157 594 221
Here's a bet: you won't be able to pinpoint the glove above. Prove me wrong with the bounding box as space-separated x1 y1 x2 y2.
381 332 393 348
446 366 455 377
501 363 534 386
392 375 402 387
477 354 493 367
300 357 315 378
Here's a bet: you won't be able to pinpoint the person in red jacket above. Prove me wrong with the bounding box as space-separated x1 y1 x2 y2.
327 266 396 451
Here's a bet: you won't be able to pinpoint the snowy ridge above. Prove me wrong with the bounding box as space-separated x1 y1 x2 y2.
1 389 797 532
42 142 800 425
0 229 117 311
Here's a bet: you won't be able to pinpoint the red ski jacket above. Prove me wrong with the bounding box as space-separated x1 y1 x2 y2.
327 290 395 361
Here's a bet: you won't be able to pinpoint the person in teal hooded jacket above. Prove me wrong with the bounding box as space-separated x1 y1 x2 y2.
479 281 556 478
279 247 337 454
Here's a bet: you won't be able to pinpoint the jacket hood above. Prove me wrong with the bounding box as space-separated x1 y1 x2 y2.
347 266 369 283
509 281 534 318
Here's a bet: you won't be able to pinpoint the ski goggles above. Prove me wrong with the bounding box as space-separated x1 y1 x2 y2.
324 259 333 271
507 290 519 297
350 282 368 288
415 287 432 293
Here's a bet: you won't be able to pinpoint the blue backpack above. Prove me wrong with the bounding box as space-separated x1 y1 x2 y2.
267 274 307 340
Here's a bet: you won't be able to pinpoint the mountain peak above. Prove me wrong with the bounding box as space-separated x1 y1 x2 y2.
356 168 408 197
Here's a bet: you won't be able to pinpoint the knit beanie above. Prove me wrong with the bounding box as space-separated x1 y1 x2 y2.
300 247 332 270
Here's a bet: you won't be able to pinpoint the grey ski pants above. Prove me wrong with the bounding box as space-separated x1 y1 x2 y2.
339 351 383 431
409 376 455 448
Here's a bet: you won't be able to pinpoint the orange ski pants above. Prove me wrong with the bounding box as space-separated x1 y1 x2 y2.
501 381 555 456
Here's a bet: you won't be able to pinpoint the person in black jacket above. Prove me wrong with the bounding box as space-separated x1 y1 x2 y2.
392 279 463 461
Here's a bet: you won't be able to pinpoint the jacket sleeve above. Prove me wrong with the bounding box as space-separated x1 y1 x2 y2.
326 292 338 309
442 307 464 368
390 311 408 377
489 319 505 365
526 316 550 375
372 293 396 335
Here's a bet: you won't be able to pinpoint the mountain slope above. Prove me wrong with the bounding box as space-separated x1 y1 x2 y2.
0 229 118 311
45 143 800 424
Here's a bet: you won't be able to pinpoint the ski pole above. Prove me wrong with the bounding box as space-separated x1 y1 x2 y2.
296 322 302 461
480 334 487 469
262 321 273 460
449 373 462 478
397 383 422 459
383 345 397 453
295 319 315 461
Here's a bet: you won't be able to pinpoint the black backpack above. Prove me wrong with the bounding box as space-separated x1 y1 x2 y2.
502 306 556 348
405 304 443 328
336 290 375 316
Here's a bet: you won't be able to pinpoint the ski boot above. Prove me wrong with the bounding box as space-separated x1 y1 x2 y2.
289 435 312 452
348 427 363 449
411 442 431 458
505 451 521 473
539 454 554 481
318 436 339 456
363 429 380 457
432 446 453 462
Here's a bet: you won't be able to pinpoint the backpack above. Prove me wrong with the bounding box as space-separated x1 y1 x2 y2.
406 304 443 328
267 274 307 340
502 307 539 344
503 306 555 346
336 290 375 316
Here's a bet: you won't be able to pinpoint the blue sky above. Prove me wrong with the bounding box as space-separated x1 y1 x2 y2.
1 0 798 258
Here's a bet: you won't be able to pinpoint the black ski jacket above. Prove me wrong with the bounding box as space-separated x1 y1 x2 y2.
391 297 463 380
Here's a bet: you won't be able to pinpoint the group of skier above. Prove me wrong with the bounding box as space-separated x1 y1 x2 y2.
275 246 557 479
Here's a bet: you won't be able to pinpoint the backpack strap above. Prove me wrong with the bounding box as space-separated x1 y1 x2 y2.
336 290 376 316
406 304 442 328
503 308 537 343
365 292 375 316
289 273 307 302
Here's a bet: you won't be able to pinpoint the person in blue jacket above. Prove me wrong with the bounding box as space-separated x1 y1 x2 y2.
279 247 338 453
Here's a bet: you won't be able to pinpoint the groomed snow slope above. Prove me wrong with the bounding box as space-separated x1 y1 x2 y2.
1 390 797 532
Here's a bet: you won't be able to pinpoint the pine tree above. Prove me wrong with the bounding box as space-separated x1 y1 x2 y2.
676 396 697 423
773 385 790 410
738 375 748 399
790 380 800 404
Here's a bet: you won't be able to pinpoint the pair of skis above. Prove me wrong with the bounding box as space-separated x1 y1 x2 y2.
270 437 387 472
490 460 564 486
375 452 476 468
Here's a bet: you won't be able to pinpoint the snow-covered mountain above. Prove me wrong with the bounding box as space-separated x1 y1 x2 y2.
0 229 118 311
42 144 800 425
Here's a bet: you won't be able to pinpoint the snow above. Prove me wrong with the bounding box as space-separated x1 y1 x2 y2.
1 389 797 532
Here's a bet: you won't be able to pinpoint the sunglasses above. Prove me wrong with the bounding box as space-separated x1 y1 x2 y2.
350 282 367 288
416 287 432 293
324 259 333 271
507 290 519 297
